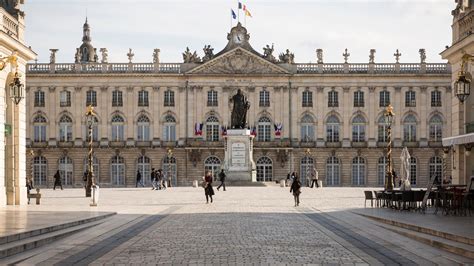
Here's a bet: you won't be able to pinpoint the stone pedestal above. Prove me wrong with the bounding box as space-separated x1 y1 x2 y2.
224 129 256 182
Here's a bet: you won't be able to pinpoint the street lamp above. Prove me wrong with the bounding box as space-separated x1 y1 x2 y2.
9 71 24 105
85 105 99 206
384 104 395 191
167 148 173 187
454 54 473 103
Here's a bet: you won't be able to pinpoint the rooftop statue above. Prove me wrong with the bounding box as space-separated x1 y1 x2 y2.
263 44 276 63
183 47 201 63
202 45 214 62
230 89 250 129
100 48 108 63
279 49 294 64
316 49 323 64
153 48 160 64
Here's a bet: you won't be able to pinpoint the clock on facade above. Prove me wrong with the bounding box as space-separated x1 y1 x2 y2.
234 33 244 44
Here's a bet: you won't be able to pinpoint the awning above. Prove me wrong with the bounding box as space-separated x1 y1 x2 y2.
442 132 474 146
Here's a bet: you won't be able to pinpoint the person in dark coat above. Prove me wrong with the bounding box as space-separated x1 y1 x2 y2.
290 177 301 207
203 171 215 203
53 170 63 190
151 168 157 190
217 169 226 191
136 170 144 187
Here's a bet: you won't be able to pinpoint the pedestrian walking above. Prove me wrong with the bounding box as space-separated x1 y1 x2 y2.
136 170 144 187
203 171 215 203
290 176 301 207
310 167 319 188
26 177 33 204
53 170 63 190
217 169 226 191
83 171 88 188
160 169 167 189
151 168 158 190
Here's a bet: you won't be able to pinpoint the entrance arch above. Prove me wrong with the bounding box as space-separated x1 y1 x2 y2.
256 156 273 182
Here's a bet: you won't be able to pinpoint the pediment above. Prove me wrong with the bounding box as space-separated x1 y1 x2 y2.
187 47 289 75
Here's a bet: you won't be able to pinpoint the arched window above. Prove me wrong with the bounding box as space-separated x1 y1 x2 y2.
204 156 221 180
429 115 443 142
326 115 340 142
377 116 388 142
410 157 417 185
352 115 366 142
206 116 220 142
33 115 47 142
83 156 100 184
163 156 177 186
300 156 314 187
300 115 315 142
256 157 273 182
429 156 443 180
163 115 176 141
377 157 388 186
257 116 272 142
84 116 99 141
326 156 340 186
59 115 73 142
403 115 417 142
137 115 150 141
33 156 47 186
111 155 125 185
59 156 73 186
111 115 125 141
352 157 365 186
137 156 151 185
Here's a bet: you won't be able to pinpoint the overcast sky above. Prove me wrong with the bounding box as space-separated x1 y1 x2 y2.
24 0 454 64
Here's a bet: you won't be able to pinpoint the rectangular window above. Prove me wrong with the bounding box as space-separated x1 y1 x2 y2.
328 91 338 107
164 90 175 107
379 91 390 107
431 91 442 107
302 90 313 107
86 91 97 106
112 91 123 107
60 91 71 107
34 125 46 142
354 91 364 107
300 125 314 142
34 91 45 107
163 125 176 141
259 90 270 107
138 90 149 107
405 91 416 107
207 90 218 107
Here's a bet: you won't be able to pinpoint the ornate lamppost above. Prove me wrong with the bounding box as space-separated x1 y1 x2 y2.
85 105 99 206
384 104 395 191
454 54 473 103
167 148 173 187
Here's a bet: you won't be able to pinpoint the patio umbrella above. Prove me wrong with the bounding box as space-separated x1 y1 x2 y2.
400 147 411 190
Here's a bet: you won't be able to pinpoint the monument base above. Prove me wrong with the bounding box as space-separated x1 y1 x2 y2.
224 129 256 183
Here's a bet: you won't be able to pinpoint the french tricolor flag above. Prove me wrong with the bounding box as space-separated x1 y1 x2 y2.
194 123 203 136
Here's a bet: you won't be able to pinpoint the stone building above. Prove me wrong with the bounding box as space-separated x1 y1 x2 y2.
0 1 36 205
442 1 474 185
26 20 451 188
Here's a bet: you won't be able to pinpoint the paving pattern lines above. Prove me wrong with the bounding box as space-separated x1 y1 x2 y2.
91 204 367 265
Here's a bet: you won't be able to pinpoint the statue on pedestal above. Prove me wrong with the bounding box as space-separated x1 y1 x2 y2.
230 89 250 129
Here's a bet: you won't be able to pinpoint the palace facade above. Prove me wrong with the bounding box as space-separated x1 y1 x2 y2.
442 1 474 185
26 20 452 188
0 2 36 205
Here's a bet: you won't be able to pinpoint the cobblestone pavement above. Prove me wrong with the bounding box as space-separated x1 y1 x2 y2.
4 186 473 265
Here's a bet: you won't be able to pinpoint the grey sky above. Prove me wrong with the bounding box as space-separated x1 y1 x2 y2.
25 0 454 64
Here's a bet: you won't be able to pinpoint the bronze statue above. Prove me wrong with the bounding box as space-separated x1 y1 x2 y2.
230 89 250 129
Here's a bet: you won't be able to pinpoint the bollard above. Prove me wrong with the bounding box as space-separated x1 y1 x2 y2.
318 180 323 188
90 185 99 206
35 188 41 205
280 179 286 187
193 180 198 188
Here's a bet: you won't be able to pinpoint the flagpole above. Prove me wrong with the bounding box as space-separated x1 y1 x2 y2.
230 9 232 28
244 12 246 27
237 0 240 23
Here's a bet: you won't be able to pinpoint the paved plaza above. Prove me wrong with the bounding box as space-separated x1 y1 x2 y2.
1 186 473 265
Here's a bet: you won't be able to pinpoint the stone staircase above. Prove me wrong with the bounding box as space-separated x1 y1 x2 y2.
358 213 474 260
0 212 116 259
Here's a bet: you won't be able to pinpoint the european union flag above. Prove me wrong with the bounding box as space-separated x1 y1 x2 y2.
231 9 237 19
